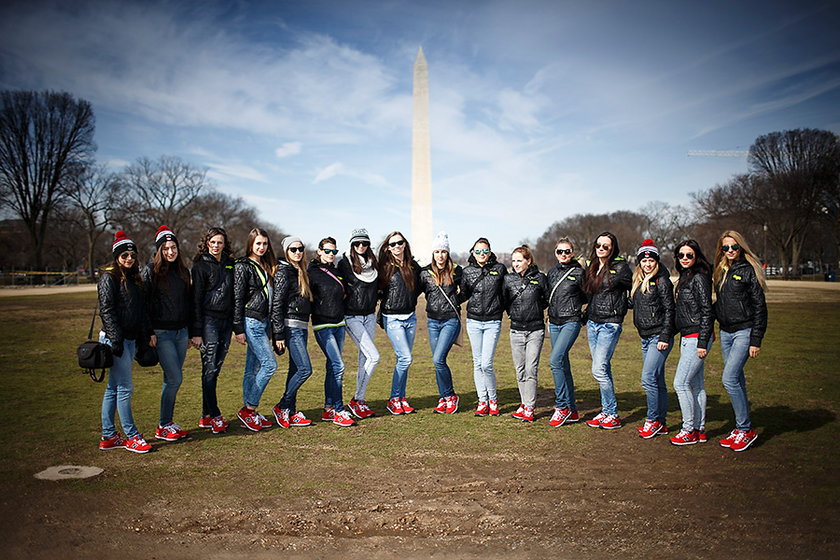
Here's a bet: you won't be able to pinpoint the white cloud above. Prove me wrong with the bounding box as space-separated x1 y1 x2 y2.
275 142 302 158
313 162 344 183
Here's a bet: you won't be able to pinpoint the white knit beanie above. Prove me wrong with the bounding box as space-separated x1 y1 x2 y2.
432 231 450 252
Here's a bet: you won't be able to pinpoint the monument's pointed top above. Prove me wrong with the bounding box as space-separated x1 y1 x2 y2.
415 46 426 63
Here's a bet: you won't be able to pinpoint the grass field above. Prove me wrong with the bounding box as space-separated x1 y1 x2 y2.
0 283 838 559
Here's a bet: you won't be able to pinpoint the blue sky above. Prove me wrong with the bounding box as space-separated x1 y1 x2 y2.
2 0 839 254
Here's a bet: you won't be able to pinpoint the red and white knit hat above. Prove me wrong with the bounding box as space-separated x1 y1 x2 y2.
637 238 660 262
155 225 178 250
112 230 136 259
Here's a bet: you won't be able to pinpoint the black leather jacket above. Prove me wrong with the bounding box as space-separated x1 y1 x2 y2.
675 270 714 350
337 255 378 316
546 261 586 325
714 258 768 347
585 257 632 324
419 264 463 321
233 257 272 334
503 265 548 332
379 260 421 315
270 260 312 338
631 266 675 342
141 263 190 331
308 260 346 326
459 253 507 321
98 268 149 355
191 252 234 336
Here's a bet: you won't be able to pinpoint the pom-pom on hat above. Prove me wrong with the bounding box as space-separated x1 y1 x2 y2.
637 238 660 262
350 228 370 245
155 225 178 250
432 231 450 253
112 230 137 260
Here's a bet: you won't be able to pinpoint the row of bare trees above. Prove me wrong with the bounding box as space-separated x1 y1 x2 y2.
0 90 283 277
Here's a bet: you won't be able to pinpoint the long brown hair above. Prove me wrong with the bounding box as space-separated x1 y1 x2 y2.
247 228 277 277
378 231 415 292
284 243 312 301
583 231 620 295
350 243 377 274
713 230 767 292
102 255 142 288
152 239 190 290
430 251 455 286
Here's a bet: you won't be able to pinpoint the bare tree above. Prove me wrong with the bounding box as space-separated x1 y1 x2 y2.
0 90 96 269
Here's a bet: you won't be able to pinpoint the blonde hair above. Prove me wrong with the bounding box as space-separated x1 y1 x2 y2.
285 245 312 301
631 261 659 297
713 230 767 292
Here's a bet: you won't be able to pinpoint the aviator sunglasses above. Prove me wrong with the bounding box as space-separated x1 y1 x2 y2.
474 248 490 255
722 244 741 252
678 252 695 260
119 252 137 259
595 243 611 250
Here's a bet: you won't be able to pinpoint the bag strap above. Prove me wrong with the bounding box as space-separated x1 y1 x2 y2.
248 259 270 298
509 281 528 304
548 268 575 305
436 284 460 319
88 302 99 340
320 266 345 291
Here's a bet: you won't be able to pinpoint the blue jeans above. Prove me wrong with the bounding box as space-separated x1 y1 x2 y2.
720 328 753 430
314 326 346 412
640 335 672 423
549 321 581 410
279 327 312 413
384 314 417 399
100 335 138 438
243 317 277 408
154 327 188 426
428 317 460 398
587 321 622 416
466 319 501 402
673 336 709 432
345 314 380 401
200 316 232 418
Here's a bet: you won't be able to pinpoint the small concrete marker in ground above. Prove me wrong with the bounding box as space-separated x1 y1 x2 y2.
34 465 103 480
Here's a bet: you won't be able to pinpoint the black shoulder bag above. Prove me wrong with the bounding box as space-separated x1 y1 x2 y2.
76 303 113 382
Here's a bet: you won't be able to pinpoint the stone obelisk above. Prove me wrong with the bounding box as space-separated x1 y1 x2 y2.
411 47 432 264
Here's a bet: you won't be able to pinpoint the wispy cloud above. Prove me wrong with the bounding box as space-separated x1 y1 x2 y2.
275 142 302 158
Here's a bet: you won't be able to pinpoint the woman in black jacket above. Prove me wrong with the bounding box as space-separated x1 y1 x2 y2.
583 232 632 430
669 239 713 446
502 245 548 423
337 228 379 419
459 237 507 416
630 239 675 440
377 231 421 415
713 230 768 452
98 231 153 453
191 226 235 435
418 232 463 414
546 237 586 427
142 225 190 443
309 236 355 428
232 228 277 433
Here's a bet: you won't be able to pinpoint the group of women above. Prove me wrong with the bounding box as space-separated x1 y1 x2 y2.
96 225 767 454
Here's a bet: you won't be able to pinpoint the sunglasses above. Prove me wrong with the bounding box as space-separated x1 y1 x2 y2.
288 246 304 254
119 252 137 259
722 244 741 252
321 248 338 255
352 241 370 248
389 239 406 248
678 252 695 260
555 248 572 255
595 243 611 250
474 248 490 255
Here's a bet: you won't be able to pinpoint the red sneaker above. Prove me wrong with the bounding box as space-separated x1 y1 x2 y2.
400 399 416 414
348 399 365 419
549 408 572 428
124 434 152 454
333 410 356 427
386 397 404 415
729 429 758 452
599 414 622 430
289 411 312 427
433 398 447 414
695 429 707 443
256 412 272 429
566 410 580 423
198 416 213 429
585 412 606 428
155 423 185 441
445 395 459 414
511 404 525 419
488 400 500 416
719 429 741 448
321 408 335 422
520 406 535 423
670 429 698 446
99 434 125 450
238 407 262 432
273 405 291 428
474 402 489 417
359 401 376 418
638 420 664 439
211 415 228 434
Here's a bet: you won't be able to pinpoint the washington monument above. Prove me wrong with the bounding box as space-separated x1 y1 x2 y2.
411 47 432 263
